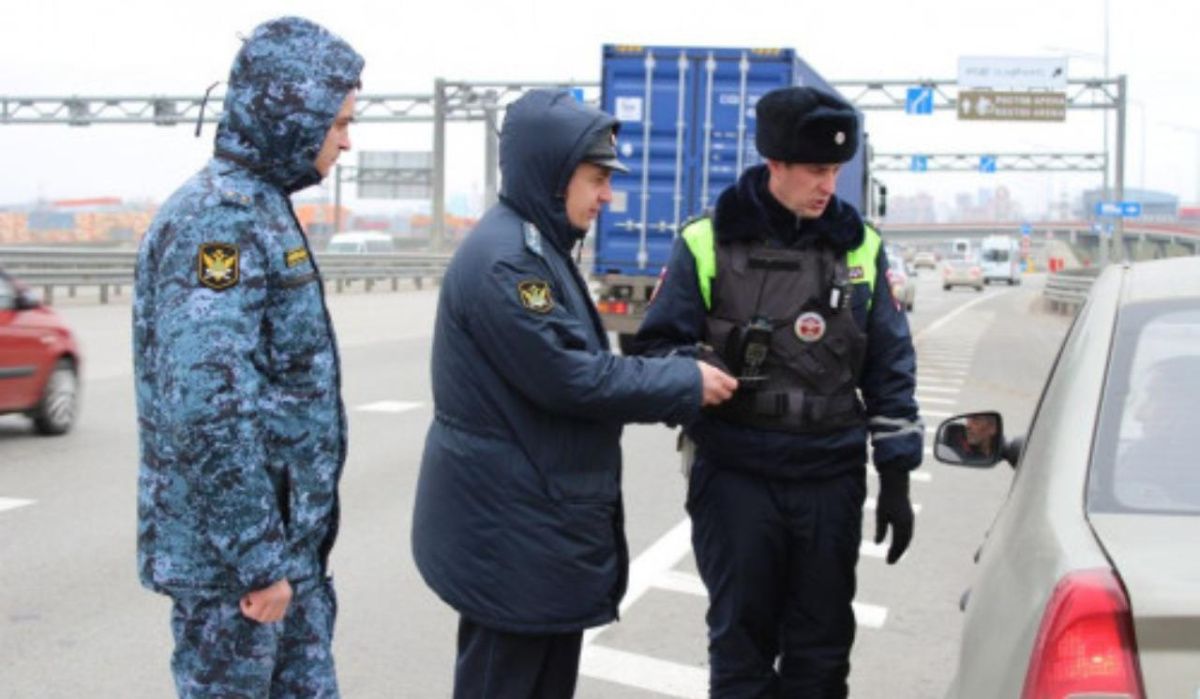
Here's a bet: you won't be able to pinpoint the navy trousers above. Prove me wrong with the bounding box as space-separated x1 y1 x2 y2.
688 459 866 699
453 616 583 699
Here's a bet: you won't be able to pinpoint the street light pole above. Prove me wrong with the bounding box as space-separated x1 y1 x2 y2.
1114 75 1127 264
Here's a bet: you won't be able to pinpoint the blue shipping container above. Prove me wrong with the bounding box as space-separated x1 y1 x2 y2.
594 44 865 278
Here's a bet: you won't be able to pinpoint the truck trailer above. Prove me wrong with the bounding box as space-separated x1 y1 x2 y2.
591 44 879 352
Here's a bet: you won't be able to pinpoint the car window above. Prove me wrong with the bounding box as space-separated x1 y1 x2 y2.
0 274 15 309
982 249 1009 262
1089 301 1200 515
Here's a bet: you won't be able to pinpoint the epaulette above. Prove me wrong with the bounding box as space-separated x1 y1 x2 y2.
522 222 544 258
217 187 253 208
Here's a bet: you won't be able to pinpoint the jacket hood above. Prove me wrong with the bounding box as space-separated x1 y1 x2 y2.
213 16 364 194
498 89 618 253
713 164 864 252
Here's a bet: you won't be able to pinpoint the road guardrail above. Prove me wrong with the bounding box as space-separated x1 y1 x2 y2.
0 247 452 304
1043 267 1101 314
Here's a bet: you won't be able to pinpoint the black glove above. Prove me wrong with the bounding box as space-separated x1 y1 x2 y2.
874 470 914 565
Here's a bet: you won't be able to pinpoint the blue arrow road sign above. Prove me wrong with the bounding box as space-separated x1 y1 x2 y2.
979 155 997 173
910 155 928 172
905 87 933 115
1095 201 1142 218
1020 223 1033 236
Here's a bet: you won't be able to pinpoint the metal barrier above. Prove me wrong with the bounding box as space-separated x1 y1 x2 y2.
1043 267 1101 314
0 247 451 304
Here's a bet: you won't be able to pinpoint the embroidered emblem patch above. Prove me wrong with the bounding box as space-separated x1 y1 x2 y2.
198 243 239 291
794 311 827 343
518 280 554 314
285 247 309 268
848 265 865 281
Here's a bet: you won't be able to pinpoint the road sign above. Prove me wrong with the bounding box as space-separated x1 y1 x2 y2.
910 155 928 172
979 155 997 173
356 151 434 199
905 87 934 115
958 56 1068 90
570 87 586 103
1020 222 1033 236
958 91 1067 121
1095 201 1142 218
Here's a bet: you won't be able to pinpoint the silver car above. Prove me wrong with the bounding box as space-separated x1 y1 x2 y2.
940 256 984 292
935 256 1200 698
886 253 916 312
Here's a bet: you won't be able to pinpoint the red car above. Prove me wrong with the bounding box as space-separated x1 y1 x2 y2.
0 268 81 434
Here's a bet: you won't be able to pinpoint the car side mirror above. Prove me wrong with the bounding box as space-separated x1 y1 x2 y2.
14 289 42 310
934 411 1005 468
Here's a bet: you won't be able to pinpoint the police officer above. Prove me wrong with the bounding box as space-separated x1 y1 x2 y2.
133 17 363 698
633 86 923 697
411 89 737 698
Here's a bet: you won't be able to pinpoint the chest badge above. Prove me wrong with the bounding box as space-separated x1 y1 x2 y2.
517 280 555 314
198 243 239 291
794 311 827 343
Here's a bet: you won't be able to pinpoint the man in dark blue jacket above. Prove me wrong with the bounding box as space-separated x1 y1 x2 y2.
411 90 738 698
633 86 923 698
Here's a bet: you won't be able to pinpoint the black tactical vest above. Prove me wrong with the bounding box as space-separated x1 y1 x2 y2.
705 240 867 433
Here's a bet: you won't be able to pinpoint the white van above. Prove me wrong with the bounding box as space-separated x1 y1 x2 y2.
980 235 1020 285
325 231 396 254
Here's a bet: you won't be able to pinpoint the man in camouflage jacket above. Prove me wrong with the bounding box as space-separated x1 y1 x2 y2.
132 16 362 697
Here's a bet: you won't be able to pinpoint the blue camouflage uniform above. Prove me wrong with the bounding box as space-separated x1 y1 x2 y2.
133 16 362 698
411 89 704 695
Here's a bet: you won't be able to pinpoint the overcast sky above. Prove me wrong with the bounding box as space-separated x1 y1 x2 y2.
2 0 1197 215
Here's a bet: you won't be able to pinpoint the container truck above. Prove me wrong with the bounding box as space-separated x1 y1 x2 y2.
591 44 882 352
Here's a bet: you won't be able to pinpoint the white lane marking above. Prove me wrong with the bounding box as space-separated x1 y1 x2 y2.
922 365 971 373
917 385 961 394
354 400 424 413
916 395 956 405
651 570 888 630
653 569 708 597
860 541 889 559
919 370 967 378
580 645 707 698
911 470 933 482
0 497 35 514
865 497 923 514
583 518 692 647
914 288 1013 343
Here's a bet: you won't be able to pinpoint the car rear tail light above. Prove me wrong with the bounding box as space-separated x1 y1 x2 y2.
597 300 629 315
1021 569 1145 699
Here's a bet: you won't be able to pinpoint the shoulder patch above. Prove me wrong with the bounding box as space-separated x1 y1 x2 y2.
285 246 309 268
198 243 240 291
523 222 544 257
848 265 865 281
517 279 554 314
